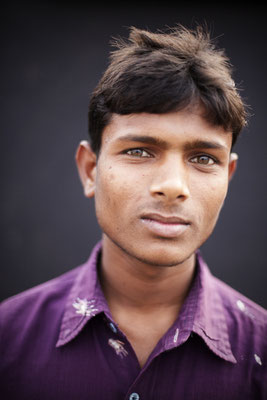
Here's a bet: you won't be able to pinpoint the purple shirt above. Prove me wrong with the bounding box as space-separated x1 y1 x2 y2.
1 242 266 399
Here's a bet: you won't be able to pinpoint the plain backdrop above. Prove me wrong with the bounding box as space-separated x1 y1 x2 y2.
1 2 267 308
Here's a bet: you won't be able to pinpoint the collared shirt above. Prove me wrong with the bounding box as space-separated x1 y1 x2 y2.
0 242 266 400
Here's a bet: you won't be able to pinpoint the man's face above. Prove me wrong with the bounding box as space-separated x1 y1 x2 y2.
79 109 237 267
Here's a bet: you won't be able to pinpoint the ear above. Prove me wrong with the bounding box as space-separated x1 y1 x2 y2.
228 152 238 181
75 140 97 198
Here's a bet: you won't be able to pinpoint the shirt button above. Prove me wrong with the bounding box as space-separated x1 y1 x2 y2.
129 393 140 400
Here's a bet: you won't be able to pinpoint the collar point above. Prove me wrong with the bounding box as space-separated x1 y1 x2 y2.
56 338 67 348
224 352 237 364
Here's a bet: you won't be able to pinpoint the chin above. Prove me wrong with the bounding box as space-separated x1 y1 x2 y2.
131 243 195 267
142 254 192 267
105 232 197 267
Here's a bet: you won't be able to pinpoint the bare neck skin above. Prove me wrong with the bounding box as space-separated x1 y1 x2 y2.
99 234 196 368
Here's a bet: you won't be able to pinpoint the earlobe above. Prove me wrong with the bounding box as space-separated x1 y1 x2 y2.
228 152 238 181
75 140 97 198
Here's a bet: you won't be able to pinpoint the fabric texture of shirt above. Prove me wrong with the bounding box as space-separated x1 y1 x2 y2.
0 241 266 400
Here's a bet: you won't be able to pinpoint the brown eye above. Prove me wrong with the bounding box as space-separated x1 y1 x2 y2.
126 149 151 158
190 155 215 165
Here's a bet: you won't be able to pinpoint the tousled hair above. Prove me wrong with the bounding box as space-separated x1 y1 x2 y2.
88 25 248 154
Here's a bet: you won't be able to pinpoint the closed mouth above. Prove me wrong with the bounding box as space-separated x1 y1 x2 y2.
140 213 190 238
141 213 190 225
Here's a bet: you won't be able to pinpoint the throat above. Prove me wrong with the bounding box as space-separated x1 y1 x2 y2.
99 236 197 310
98 237 197 367
109 303 182 369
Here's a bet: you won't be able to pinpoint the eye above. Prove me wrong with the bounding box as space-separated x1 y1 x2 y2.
126 148 152 158
190 155 216 165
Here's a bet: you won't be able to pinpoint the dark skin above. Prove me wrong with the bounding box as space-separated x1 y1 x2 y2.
76 108 237 368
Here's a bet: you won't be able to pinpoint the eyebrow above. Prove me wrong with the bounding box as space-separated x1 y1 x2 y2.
116 134 169 148
115 134 228 152
183 139 228 152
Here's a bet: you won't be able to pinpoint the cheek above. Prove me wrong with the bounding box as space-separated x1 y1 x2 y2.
95 170 117 210
193 176 229 221
95 167 138 214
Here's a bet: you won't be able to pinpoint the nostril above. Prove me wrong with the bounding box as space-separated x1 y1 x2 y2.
155 191 186 199
150 179 190 201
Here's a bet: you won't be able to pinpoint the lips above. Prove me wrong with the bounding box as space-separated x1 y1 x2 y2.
140 213 190 238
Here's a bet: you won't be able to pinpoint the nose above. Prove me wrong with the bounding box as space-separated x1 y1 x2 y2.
149 156 190 202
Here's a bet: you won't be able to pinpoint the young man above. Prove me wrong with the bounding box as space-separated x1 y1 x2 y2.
0 25 266 399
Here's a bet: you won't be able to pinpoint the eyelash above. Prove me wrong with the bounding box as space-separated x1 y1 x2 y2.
190 155 218 166
125 148 152 158
124 148 219 165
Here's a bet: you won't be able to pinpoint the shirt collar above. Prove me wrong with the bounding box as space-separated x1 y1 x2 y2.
193 253 236 363
56 241 108 347
56 243 236 364
163 251 236 364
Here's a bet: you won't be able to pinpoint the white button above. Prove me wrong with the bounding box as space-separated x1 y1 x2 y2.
129 393 140 400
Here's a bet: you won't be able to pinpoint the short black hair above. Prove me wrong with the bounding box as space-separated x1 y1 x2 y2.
88 25 248 155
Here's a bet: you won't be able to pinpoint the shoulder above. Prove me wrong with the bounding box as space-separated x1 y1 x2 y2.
212 275 267 365
213 275 267 326
0 264 83 335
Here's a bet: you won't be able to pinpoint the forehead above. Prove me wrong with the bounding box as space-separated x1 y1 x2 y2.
101 110 233 150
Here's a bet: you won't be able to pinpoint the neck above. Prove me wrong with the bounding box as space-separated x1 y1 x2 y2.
99 235 196 314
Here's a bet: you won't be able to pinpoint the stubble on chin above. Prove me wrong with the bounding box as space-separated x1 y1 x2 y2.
106 233 196 268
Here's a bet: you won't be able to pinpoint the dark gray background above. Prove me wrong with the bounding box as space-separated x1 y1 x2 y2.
1 2 266 308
